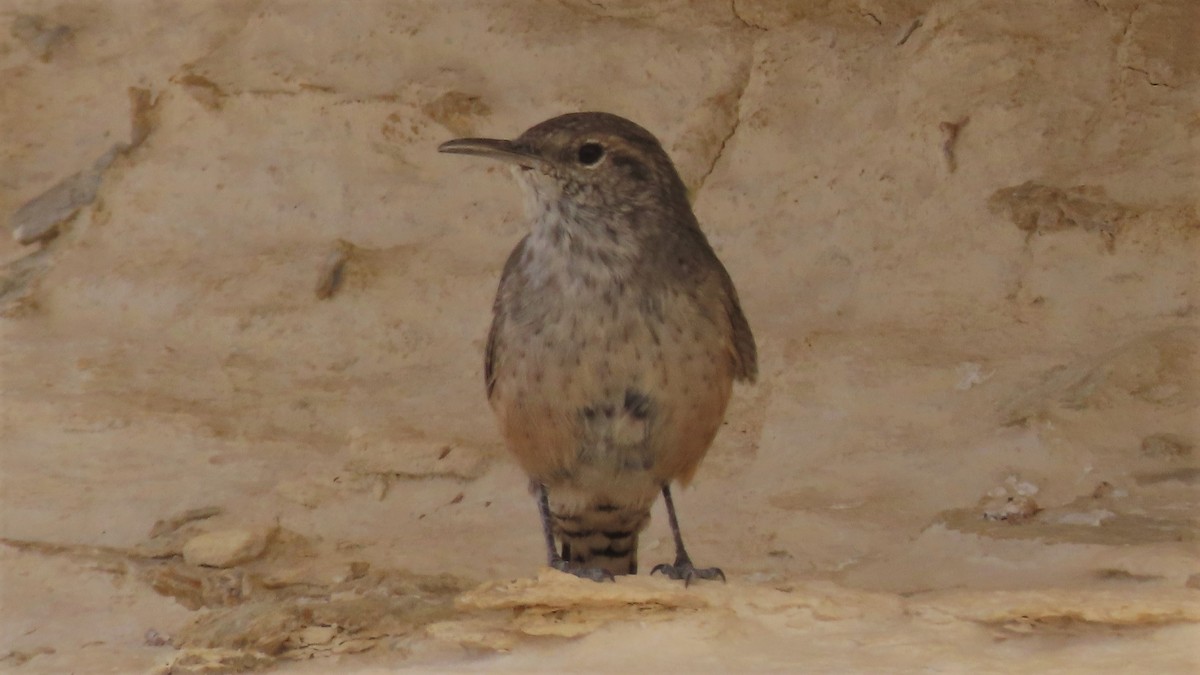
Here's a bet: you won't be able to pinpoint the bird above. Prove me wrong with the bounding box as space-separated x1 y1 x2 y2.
439 112 756 583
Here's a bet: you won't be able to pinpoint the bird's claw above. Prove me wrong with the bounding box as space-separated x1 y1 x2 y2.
651 559 725 586
549 558 616 583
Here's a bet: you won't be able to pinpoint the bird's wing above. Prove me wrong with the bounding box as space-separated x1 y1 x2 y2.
485 235 530 399
718 263 758 383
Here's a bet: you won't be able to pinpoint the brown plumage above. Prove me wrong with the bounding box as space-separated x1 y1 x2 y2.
440 112 756 583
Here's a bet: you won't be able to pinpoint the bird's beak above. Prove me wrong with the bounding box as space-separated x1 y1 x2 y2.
438 138 548 171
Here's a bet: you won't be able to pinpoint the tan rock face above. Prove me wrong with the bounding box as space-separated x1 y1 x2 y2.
1 0 1197 672
181 530 269 568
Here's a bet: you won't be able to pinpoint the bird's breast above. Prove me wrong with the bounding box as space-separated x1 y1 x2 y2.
490 209 735 486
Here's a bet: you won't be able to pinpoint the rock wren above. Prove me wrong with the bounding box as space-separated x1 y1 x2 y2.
439 112 757 583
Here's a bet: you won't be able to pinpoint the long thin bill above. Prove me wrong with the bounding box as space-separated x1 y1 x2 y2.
438 138 543 169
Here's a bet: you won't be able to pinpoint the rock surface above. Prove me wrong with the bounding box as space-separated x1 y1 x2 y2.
181 529 270 568
1 0 1197 672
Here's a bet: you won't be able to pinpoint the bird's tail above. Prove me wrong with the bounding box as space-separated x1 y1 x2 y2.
554 502 652 576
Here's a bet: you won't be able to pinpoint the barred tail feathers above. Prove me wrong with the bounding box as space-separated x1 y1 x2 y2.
553 502 651 576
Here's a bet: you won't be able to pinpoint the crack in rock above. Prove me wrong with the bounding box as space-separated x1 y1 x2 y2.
1124 66 1172 88
1113 2 1142 70
730 0 769 31
857 10 882 27
693 55 756 196
896 17 922 45
557 0 660 22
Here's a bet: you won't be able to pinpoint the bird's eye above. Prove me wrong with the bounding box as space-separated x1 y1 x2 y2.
577 142 605 166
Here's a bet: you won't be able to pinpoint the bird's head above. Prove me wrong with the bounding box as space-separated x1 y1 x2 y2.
439 112 690 219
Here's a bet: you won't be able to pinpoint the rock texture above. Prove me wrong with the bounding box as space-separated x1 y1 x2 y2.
1 0 1197 672
182 529 270 569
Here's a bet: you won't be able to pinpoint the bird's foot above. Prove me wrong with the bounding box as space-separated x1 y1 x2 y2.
549 557 615 583
651 557 725 586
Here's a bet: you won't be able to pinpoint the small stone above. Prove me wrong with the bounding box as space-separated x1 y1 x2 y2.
982 495 1040 523
182 529 269 568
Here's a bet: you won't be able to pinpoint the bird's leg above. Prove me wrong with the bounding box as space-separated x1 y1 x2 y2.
651 484 725 586
536 483 614 582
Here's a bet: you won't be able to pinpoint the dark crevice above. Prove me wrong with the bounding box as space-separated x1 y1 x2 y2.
694 51 756 195
1124 66 1172 88
730 0 768 32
